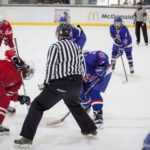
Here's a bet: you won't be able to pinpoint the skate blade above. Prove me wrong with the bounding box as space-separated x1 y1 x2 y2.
0 132 10 136
14 143 32 149
96 123 104 129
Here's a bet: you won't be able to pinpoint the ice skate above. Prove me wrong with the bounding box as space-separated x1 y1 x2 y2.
81 130 97 136
93 112 103 128
111 63 116 71
0 124 10 135
14 137 32 148
130 66 134 73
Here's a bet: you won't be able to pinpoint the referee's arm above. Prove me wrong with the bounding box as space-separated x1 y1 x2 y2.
45 45 58 84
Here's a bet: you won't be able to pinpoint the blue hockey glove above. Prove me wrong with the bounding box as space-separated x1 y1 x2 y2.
77 24 83 35
95 66 106 80
18 95 31 106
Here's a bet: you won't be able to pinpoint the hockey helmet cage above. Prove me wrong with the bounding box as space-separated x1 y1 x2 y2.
22 64 34 80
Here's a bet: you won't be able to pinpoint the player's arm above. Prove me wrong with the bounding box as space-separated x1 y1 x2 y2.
110 25 121 45
120 26 131 48
95 52 108 80
5 50 25 70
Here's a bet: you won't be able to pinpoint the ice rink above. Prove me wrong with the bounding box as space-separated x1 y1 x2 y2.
0 25 150 150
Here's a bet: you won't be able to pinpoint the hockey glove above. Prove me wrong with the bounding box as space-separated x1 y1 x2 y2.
12 57 25 71
18 95 31 106
4 38 9 46
114 38 121 45
95 66 106 80
77 24 83 35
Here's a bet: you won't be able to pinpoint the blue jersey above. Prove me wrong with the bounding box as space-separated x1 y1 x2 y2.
110 24 132 47
84 50 110 80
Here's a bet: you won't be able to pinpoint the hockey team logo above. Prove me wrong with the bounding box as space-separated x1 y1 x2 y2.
88 11 100 22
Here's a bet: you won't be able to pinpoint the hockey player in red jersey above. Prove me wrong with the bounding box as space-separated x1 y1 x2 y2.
0 16 15 51
0 50 34 135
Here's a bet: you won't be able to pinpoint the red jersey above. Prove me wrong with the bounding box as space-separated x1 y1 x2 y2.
0 50 22 101
0 20 13 39
0 20 15 50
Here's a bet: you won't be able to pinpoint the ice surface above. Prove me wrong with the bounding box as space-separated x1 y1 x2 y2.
0 25 150 150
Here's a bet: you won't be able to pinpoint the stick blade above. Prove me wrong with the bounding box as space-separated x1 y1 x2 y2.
46 119 62 126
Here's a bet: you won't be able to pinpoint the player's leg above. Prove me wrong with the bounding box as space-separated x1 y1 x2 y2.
63 78 97 135
135 22 141 44
0 96 11 135
124 47 134 73
89 89 103 125
111 44 119 70
80 82 91 113
141 24 148 45
89 73 112 126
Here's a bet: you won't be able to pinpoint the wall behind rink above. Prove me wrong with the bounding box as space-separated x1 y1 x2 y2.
0 6 150 28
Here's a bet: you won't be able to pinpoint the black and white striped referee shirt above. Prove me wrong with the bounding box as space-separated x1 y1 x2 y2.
44 39 85 84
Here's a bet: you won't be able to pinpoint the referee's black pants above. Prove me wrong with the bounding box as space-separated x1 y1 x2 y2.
20 75 97 140
135 22 148 44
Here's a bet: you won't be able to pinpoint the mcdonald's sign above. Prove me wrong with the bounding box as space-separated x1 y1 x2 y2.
88 11 100 22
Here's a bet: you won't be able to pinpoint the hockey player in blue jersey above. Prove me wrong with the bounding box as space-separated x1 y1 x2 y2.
142 132 150 150
80 50 112 126
59 16 87 49
110 16 134 73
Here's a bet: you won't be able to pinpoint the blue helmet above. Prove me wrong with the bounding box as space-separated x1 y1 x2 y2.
59 17 67 23
114 16 123 28
114 16 122 23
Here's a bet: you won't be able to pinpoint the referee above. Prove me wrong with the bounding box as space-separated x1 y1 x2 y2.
133 2 148 45
14 23 97 146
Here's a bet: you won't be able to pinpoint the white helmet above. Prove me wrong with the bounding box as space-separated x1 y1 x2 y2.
0 15 4 24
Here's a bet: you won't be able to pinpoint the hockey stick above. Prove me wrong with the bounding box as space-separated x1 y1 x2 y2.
14 38 29 109
46 111 71 126
120 54 128 82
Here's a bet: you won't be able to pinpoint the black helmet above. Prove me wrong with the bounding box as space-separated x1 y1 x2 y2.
22 64 34 80
56 23 72 40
